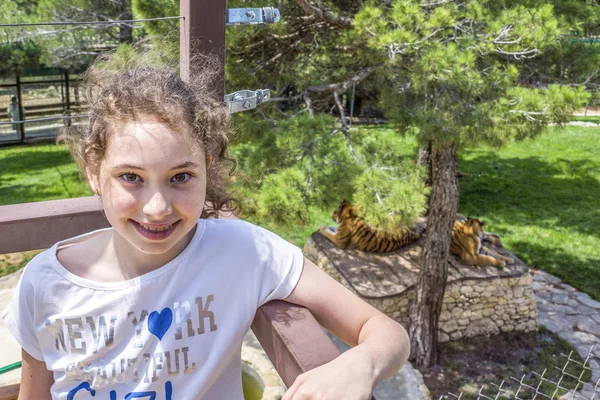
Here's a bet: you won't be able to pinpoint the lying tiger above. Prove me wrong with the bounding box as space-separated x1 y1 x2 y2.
319 200 423 253
450 217 514 268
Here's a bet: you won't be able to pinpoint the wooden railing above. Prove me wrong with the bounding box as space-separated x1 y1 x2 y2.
0 197 341 399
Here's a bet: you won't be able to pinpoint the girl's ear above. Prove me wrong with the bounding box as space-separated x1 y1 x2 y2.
206 152 213 166
87 171 101 196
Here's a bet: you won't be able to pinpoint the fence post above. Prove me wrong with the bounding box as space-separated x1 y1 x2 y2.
179 0 226 99
15 75 24 143
64 70 71 126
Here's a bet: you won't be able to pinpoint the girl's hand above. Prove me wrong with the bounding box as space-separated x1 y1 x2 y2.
282 350 375 400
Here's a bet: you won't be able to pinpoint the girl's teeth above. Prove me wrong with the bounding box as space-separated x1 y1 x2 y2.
142 224 170 232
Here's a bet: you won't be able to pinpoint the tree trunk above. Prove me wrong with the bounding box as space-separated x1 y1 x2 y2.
417 141 432 187
119 0 133 44
409 140 459 368
417 141 433 215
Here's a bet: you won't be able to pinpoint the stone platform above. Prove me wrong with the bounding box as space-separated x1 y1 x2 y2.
304 232 538 342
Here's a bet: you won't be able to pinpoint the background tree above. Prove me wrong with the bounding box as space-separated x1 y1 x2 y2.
1 0 134 70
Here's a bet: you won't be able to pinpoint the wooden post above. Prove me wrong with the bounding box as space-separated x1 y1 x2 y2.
15 75 24 143
180 0 226 99
64 70 71 126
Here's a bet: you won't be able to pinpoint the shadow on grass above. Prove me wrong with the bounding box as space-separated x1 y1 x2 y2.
458 153 600 239
0 170 88 206
0 147 74 177
510 241 600 297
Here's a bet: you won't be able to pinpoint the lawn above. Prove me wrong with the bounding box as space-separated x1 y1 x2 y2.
1 126 599 302
571 115 600 124
0 143 91 205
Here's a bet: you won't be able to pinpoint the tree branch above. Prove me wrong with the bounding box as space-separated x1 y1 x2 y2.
333 90 361 164
295 0 353 27
420 0 456 6
494 47 540 59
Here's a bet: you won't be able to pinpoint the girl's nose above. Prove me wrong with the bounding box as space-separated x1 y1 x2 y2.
142 189 173 219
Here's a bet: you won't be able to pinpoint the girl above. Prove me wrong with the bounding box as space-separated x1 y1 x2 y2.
2 50 410 400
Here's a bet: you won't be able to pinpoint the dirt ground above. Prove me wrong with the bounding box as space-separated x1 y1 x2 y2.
423 328 590 399
574 107 600 116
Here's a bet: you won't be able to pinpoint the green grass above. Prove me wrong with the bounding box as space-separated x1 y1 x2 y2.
570 115 600 124
1 127 599 304
0 143 92 206
458 126 600 301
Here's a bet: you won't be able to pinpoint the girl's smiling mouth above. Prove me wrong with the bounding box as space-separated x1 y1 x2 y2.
131 220 181 240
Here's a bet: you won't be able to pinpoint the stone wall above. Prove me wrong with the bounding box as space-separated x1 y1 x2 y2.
304 235 538 342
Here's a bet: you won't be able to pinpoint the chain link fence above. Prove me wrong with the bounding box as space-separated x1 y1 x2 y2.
439 345 599 400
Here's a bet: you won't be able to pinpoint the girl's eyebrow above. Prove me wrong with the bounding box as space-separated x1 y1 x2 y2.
112 162 200 171
169 162 200 170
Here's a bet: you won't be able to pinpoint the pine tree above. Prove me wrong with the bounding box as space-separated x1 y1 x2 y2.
353 0 589 367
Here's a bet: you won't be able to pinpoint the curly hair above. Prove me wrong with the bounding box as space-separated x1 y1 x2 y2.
61 44 237 219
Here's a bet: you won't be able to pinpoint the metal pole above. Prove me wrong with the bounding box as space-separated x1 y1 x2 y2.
64 70 71 126
15 75 24 143
180 0 226 99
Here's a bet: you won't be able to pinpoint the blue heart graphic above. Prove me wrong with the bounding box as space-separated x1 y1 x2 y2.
148 308 173 341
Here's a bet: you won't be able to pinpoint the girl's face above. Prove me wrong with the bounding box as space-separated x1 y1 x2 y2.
90 119 207 261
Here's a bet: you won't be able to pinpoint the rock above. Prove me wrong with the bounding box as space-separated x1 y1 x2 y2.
450 331 463 340
460 286 473 294
531 281 550 291
540 319 566 334
438 332 450 343
557 283 577 292
576 296 600 310
533 290 552 301
465 318 499 337
551 293 573 305
561 331 598 345
442 321 458 333
575 319 600 337
515 323 527 331
533 270 562 284
519 274 533 286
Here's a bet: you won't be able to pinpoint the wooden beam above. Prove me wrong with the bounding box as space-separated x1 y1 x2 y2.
180 0 227 99
0 197 108 254
252 301 340 388
0 384 18 400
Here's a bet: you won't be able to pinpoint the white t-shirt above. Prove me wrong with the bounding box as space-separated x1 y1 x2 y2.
2 219 304 400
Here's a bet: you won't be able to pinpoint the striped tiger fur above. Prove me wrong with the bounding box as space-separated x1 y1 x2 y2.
450 217 514 267
319 200 422 252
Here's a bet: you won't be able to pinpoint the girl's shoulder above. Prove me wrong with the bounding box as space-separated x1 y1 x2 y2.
204 218 281 244
19 228 111 289
55 228 110 279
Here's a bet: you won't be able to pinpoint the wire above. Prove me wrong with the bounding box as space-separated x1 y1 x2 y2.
0 114 88 126
0 16 183 28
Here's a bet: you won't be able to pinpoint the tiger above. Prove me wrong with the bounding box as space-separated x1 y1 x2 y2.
319 200 423 253
450 217 514 268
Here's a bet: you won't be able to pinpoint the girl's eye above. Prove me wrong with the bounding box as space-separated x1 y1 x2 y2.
172 173 191 184
120 173 141 183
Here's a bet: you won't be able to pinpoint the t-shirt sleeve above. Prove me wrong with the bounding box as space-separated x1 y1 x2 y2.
246 223 305 308
1 266 44 361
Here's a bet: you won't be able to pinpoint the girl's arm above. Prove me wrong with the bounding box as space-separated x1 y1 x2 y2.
282 257 411 400
18 349 53 400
